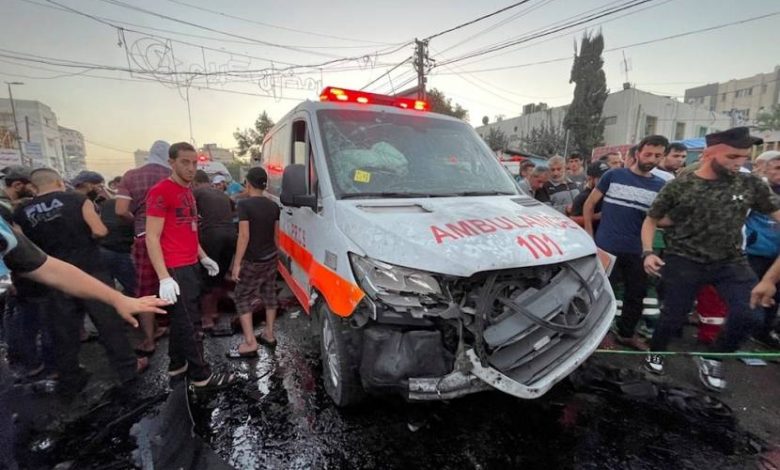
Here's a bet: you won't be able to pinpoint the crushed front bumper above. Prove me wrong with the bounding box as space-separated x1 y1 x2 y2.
407 256 616 401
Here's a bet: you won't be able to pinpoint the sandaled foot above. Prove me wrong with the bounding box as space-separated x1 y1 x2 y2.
225 345 259 359
191 372 238 392
255 333 277 349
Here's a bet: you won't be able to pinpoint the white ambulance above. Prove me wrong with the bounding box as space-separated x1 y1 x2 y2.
263 87 616 406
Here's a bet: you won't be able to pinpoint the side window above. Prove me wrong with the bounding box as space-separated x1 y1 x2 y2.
265 123 290 197
292 120 320 199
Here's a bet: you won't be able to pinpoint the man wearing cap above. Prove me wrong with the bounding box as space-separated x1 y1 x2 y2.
642 127 780 391
212 174 228 193
115 140 172 356
72 170 106 203
753 150 780 180
0 165 34 212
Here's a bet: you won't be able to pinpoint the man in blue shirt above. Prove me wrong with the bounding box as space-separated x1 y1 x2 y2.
584 135 668 350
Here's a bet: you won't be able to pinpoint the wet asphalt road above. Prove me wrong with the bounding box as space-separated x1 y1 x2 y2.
9 303 779 469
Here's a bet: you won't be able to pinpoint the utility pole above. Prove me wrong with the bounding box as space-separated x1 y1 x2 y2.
414 39 429 100
5 81 28 166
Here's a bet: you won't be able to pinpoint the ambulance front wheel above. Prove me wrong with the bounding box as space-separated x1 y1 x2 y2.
319 304 365 407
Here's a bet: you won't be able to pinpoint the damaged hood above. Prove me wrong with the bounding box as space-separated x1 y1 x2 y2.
335 196 597 277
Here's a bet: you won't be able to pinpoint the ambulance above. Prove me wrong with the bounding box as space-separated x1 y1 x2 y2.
263 86 616 406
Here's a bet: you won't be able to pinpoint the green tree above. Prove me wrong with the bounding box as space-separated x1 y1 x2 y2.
483 127 508 151
756 104 780 131
522 121 569 157
427 88 468 120
482 115 489 126
233 111 275 161
563 32 608 156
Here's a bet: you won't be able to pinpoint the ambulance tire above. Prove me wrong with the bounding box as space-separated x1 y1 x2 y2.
319 304 365 407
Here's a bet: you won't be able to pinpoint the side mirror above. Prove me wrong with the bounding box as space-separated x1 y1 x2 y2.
280 164 316 210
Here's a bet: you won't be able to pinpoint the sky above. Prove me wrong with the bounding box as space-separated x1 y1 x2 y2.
1 0 778 177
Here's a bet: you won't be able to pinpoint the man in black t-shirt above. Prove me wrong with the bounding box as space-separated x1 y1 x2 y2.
192 170 237 330
227 167 280 358
13 168 142 397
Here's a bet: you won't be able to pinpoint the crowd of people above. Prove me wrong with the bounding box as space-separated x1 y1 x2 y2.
516 127 780 391
0 140 282 401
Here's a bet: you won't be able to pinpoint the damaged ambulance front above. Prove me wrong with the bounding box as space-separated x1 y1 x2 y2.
309 104 616 404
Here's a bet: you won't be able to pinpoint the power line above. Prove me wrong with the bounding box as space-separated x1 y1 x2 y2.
164 0 405 46
360 58 412 90
436 0 656 68
424 0 535 41
433 10 780 74
83 139 135 153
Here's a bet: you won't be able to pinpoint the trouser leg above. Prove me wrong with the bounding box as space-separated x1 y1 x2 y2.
168 265 211 381
711 260 763 353
615 253 648 337
649 255 705 351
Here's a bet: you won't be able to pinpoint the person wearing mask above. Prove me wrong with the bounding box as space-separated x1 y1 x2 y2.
651 143 687 182
518 166 551 204
228 167 280 357
115 140 172 357
744 153 780 348
570 161 610 230
545 155 580 214
642 128 780 390
0 213 168 469
99 179 136 295
584 135 668 351
192 170 236 331
14 168 145 398
145 142 236 391
566 152 587 187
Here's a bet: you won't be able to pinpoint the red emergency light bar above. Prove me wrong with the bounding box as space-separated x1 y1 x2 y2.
319 87 428 111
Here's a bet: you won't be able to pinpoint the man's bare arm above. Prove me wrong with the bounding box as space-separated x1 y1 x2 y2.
145 216 170 281
583 188 604 237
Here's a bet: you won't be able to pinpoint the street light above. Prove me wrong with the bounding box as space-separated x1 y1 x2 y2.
5 81 29 166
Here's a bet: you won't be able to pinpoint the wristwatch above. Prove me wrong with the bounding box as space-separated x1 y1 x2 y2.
641 250 655 258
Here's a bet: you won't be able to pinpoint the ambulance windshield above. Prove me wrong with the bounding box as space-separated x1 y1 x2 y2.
317 109 519 198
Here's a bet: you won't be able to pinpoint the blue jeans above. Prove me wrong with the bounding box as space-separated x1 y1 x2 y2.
100 247 136 295
649 255 762 353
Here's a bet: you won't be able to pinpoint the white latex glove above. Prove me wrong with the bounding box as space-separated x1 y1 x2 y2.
200 256 220 277
159 277 180 304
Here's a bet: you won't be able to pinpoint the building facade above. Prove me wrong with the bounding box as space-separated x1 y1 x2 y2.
58 126 87 177
685 66 780 125
0 98 65 171
475 87 731 155
200 143 234 164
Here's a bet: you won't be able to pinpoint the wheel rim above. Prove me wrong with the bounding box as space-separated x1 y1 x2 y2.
322 317 341 390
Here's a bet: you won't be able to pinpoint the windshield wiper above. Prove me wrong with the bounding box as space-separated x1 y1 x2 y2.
452 190 517 196
340 192 434 199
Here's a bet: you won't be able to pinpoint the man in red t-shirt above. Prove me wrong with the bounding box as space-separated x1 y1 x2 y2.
145 142 235 391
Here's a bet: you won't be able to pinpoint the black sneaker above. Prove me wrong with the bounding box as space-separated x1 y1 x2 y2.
644 354 665 375
752 331 780 350
695 356 726 392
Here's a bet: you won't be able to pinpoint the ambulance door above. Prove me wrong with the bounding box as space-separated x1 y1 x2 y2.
278 116 325 312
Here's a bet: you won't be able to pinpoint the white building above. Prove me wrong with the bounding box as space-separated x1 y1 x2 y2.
59 126 87 177
475 87 731 155
685 66 780 125
200 143 234 164
0 98 66 171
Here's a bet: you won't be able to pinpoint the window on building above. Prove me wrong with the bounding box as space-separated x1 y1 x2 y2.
748 87 753 96
644 116 657 136
721 93 726 102
674 122 686 141
513 126 518 132
698 126 708 137
762 84 768 94
603 116 617 126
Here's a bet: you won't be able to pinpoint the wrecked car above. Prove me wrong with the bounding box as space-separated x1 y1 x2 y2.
262 86 616 406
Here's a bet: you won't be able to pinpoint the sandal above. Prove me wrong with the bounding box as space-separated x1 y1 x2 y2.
191 371 238 392
255 334 277 349
225 346 259 359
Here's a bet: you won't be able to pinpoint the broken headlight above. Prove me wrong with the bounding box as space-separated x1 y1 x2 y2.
349 253 442 303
